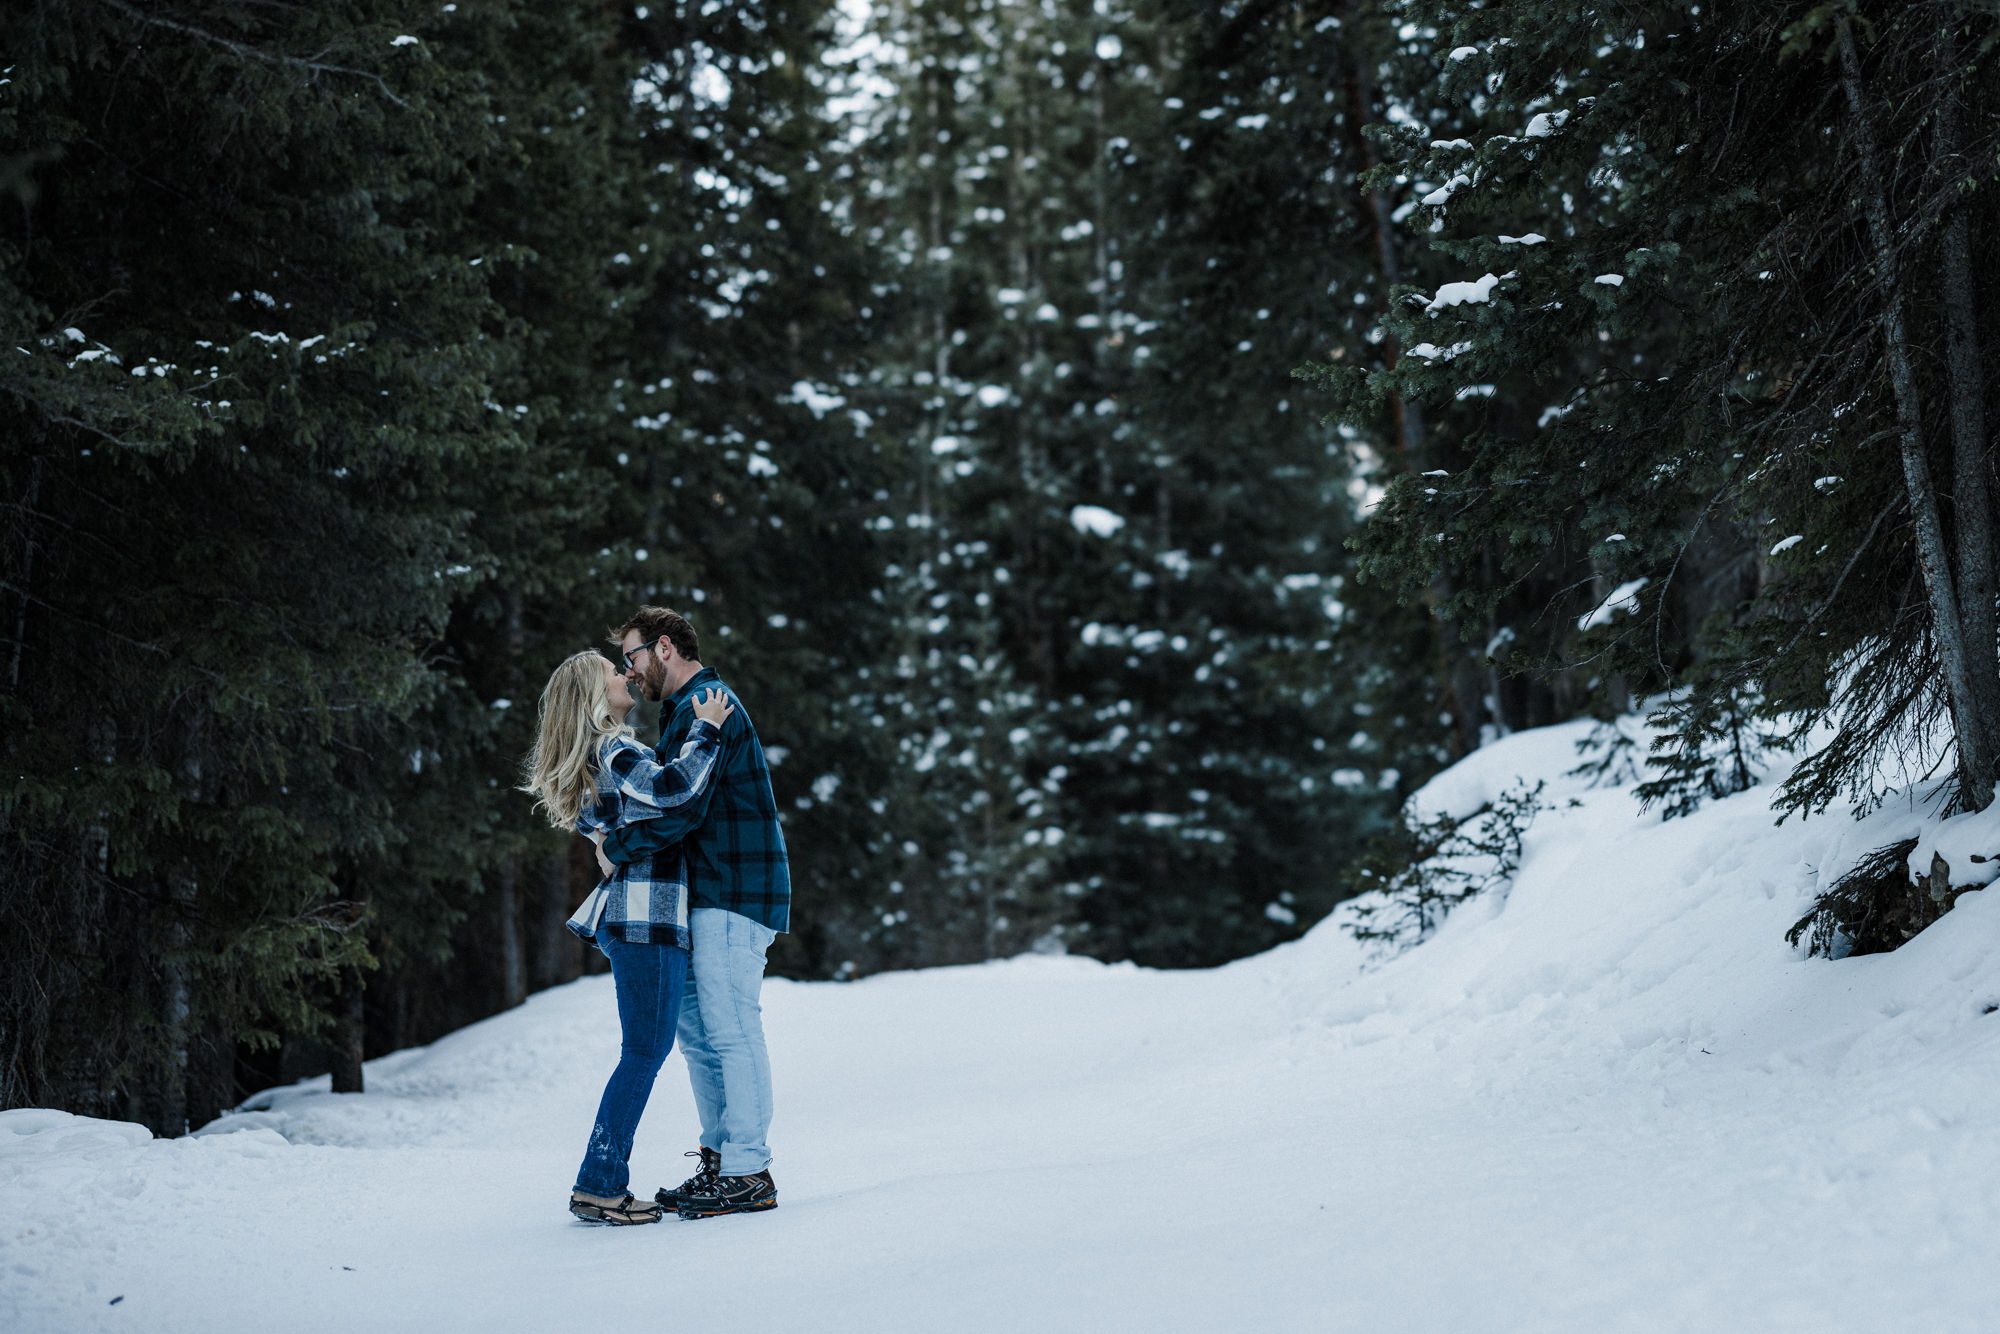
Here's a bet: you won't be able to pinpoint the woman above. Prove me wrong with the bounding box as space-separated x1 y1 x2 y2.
520 649 733 1225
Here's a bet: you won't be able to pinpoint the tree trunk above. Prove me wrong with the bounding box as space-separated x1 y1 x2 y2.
185 1017 232 1132
330 875 367 1093
1004 29 1056 696
8 455 42 692
157 702 208 1134
1589 552 1633 718
1934 12 2000 805
496 855 527 1010
920 7 949 564
496 586 529 1007
531 848 572 991
1092 31 1115 497
153 878 193 1134
981 795 997 962
329 963 366 1094
1837 18 1993 809
380 967 409 1055
1336 2 1485 753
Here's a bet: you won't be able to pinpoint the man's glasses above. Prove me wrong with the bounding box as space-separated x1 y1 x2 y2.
621 640 658 670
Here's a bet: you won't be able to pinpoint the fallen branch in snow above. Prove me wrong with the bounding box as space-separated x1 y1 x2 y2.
1783 836 1986 959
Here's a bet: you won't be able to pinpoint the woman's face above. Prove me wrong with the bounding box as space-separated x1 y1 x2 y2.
600 656 635 718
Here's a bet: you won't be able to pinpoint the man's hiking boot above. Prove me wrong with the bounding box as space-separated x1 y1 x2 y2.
675 1169 778 1219
569 1189 664 1226
653 1146 722 1211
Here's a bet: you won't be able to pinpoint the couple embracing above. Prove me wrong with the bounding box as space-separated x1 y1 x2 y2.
522 606 790 1226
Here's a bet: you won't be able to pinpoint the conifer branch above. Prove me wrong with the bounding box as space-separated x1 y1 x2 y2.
103 1 412 110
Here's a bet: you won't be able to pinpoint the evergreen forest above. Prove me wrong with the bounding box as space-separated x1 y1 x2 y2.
5 0 1998 1134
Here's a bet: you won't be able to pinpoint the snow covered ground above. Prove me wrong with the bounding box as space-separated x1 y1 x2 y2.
8 719 2000 1332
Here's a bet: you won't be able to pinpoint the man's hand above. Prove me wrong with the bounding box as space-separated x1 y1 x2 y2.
591 830 614 880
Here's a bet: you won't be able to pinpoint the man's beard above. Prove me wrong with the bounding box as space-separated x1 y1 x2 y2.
641 657 669 702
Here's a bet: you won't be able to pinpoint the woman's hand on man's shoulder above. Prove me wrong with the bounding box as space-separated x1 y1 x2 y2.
690 687 735 730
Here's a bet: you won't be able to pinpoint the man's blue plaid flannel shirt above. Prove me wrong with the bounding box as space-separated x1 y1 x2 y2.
600 667 792 934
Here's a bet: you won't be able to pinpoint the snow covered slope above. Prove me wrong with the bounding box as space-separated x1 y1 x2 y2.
7 720 2000 1333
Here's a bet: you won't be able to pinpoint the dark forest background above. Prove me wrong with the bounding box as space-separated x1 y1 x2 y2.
5 0 1997 1134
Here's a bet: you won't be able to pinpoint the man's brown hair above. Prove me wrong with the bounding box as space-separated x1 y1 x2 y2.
612 606 699 662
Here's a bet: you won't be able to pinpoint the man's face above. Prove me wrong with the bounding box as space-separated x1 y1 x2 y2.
620 630 670 703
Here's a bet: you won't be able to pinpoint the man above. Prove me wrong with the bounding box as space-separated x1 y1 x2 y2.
602 606 791 1219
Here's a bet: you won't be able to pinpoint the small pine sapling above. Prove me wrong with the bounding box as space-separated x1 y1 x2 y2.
1344 780 1548 958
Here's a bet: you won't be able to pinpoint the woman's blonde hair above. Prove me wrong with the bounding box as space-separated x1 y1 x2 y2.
519 650 630 831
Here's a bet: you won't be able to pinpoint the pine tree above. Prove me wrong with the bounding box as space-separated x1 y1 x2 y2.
1333 0 2000 840
2 0 523 1126
553 0 902 980
834 0 1410 966
1057 1 1406 964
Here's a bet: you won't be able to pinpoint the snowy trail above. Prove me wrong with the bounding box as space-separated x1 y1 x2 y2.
9 721 2000 1332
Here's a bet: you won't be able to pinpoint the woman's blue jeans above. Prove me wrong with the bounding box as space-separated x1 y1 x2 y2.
574 934 688 1198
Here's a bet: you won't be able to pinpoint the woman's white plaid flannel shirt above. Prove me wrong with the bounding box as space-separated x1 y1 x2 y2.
566 719 722 951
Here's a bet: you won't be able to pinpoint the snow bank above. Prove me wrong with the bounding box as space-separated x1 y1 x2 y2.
7 723 2000 1332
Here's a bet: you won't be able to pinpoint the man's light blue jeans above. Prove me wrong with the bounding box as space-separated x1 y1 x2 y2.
681 907 777 1177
